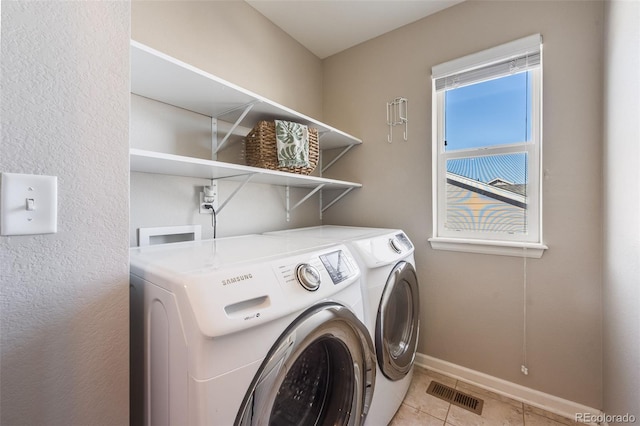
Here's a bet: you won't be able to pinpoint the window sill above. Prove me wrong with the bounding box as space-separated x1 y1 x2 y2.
428 237 547 258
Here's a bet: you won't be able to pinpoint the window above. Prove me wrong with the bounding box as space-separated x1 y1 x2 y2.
430 35 547 258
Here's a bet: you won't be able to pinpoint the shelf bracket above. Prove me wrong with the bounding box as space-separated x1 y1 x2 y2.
286 183 326 222
321 187 355 213
214 102 256 155
216 173 256 214
211 118 218 160
321 144 356 174
214 100 261 119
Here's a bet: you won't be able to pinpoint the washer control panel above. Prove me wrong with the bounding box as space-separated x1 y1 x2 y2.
275 248 358 292
319 250 355 285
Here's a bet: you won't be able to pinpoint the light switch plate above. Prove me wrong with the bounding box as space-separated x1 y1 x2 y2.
1 173 57 236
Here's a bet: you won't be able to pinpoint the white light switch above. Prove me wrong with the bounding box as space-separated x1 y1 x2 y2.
1 173 57 236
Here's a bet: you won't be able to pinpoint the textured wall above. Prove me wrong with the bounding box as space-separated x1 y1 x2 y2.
322 0 604 408
603 0 640 422
0 2 130 425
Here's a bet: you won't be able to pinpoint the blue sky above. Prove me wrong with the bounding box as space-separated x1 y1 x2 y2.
445 71 532 151
444 71 531 184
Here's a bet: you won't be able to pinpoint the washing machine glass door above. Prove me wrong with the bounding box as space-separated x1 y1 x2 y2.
236 303 375 426
376 261 420 381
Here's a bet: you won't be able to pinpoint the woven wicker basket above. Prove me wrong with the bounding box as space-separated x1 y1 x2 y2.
245 120 319 175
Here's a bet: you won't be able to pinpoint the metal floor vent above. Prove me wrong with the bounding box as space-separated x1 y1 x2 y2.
426 381 484 416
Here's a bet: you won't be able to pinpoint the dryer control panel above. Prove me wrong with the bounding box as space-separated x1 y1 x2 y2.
389 232 413 254
352 230 415 268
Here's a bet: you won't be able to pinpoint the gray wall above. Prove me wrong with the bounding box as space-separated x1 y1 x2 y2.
603 0 640 422
322 1 604 408
130 0 327 244
0 1 130 425
132 0 323 120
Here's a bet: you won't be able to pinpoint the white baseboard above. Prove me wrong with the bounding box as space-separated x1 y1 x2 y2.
415 353 605 426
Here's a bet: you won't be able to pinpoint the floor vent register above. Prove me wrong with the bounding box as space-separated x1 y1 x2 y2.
426 381 484 416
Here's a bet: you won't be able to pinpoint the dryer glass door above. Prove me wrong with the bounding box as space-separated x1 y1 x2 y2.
236 302 375 426
376 261 420 381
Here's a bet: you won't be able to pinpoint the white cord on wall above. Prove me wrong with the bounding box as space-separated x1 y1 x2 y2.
521 247 529 375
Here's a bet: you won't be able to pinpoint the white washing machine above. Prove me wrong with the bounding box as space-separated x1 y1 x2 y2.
265 226 420 426
129 234 376 426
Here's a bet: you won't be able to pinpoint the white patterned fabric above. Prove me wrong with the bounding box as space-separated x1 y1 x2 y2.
275 120 309 168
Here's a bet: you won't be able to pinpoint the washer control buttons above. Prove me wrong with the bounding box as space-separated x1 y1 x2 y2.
295 263 321 291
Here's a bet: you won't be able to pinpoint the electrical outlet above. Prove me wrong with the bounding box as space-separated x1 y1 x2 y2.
199 182 218 213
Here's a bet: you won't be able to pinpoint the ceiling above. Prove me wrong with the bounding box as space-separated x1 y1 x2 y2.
245 0 465 59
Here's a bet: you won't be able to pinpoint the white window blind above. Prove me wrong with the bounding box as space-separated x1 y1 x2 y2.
433 34 542 91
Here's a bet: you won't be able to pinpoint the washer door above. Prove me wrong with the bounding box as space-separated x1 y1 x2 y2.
236 302 375 426
375 261 420 381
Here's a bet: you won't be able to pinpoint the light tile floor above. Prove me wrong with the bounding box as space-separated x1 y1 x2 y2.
389 366 582 426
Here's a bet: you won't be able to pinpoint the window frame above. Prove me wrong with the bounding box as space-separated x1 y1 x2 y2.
429 35 547 258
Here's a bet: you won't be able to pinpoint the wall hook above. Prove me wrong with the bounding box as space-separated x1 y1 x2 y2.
386 97 408 143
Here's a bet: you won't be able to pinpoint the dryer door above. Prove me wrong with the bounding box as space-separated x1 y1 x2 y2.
375 261 420 381
236 302 376 426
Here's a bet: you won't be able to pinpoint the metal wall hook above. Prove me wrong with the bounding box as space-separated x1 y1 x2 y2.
386 97 408 143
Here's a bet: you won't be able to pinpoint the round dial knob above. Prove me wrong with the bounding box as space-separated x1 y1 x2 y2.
296 263 321 291
389 238 403 254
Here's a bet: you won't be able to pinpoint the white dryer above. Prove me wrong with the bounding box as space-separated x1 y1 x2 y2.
130 234 376 426
264 226 420 426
